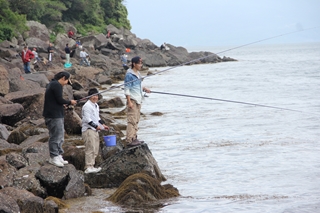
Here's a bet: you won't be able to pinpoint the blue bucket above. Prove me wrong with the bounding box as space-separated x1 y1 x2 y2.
103 135 116 147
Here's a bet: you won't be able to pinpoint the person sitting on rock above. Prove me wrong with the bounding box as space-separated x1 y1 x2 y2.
80 49 90 66
76 40 82 49
82 88 109 174
32 47 41 64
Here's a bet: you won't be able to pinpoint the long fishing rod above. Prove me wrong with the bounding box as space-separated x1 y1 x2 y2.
149 90 319 116
77 26 320 102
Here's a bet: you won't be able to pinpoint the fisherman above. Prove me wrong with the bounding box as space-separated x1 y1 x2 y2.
124 56 150 147
43 71 77 167
81 88 109 173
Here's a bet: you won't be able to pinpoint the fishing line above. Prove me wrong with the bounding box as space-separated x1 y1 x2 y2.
76 26 320 102
149 90 319 116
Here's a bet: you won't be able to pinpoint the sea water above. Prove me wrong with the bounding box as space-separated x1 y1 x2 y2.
137 43 320 213
64 43 320 212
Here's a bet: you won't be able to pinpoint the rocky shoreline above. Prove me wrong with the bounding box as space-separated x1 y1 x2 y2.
0 21 236 212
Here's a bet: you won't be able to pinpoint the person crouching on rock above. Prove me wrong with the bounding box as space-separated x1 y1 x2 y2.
82 88 109 174
43 71 77 167
124 56 150 147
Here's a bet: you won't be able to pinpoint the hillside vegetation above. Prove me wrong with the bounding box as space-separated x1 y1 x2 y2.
0 0 131 42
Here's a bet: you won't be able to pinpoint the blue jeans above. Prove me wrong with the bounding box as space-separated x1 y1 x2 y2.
23 62 31 73
80 57 90 66
45 118 65 158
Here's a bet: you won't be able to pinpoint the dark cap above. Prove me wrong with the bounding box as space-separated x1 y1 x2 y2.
88 88 99 96
54 71 72 85
131 56 142 64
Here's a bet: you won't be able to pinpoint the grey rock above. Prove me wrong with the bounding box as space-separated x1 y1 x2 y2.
85 143 166 188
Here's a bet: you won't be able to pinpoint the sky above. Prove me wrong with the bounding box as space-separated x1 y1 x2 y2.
125 0 320 48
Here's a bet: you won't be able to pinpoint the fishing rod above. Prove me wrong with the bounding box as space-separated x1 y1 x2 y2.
148 90 319 116
76 26 320 102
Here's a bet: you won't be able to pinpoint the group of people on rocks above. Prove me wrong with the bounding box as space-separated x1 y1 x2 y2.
20 41 90 73
42 55 150 173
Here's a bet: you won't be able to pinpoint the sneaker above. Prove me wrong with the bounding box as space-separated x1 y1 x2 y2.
85 166 101 174
58 155 68 165
49 156 64 167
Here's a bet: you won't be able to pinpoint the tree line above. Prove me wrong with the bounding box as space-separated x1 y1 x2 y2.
0 0 131 42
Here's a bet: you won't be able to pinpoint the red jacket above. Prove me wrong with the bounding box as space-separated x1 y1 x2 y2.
21 49 34 63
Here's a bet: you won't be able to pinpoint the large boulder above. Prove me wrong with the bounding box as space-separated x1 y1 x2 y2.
85 143 166 188
13 165 47 198
21 73 49 88
0 156 17 188
22 142 50 167
0 103 24 126
35 164 86 199
0 192 20 213
62 145 85 171
64 110 82 135
0 47 18 59
5 88 45 121
0 187 45 213
25 21 50 42
25 37 49 53
108 173 179 207
6 152 28 170
0 139 21 156
189 51 222 64
98 97 125 108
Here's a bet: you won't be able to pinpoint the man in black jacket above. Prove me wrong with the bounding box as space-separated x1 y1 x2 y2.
43 71 77 167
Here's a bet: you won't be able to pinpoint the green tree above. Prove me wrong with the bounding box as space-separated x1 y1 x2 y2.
0 0 28 41
101 0 131 29
8 0 67 26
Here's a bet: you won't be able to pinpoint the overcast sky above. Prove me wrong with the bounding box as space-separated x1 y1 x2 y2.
125 0 320 48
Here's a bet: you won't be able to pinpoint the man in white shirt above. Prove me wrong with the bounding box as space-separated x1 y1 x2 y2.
80 49 90 66
81 88 109 173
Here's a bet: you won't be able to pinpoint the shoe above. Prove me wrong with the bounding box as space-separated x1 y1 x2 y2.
137 139 144 144
49 156 64 167
85 166 101 174
58 155 68 165
127 140 141 147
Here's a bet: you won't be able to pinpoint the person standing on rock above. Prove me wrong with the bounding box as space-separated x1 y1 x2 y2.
65 43 71 64
82 88 109 173
124 56 150 147
43 71 77 167
120 53 128 70
47 43 54 62
21 45 34 74
80 48 90 66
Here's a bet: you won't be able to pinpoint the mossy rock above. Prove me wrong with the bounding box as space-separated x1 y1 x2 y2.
108 173 179 207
